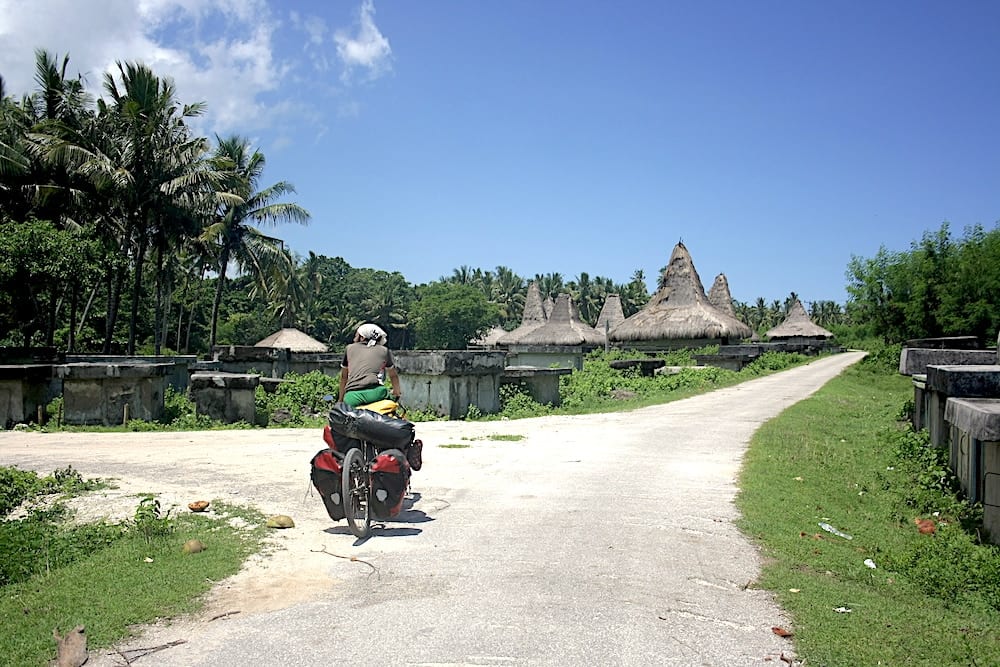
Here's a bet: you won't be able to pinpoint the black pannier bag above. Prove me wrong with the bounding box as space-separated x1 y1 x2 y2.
327 402 415 451
310 448 345 521
370 448 410 519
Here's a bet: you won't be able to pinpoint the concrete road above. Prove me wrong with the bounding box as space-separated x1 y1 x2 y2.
2 351 865 666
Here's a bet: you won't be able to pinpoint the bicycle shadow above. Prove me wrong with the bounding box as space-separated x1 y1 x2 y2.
321 492 431 544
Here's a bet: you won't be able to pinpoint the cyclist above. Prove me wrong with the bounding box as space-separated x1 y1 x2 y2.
338 323 402 407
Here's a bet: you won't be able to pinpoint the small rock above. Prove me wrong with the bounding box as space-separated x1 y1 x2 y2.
182 539 206 554
266 515 295 529
52 625 87 667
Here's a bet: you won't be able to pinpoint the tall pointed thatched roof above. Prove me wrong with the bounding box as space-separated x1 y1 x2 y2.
766 300 834 339
255 328 328 352
595 294 625 334
518 293 606 346
707 273 738 318
609 242 752 342
497 282 548 345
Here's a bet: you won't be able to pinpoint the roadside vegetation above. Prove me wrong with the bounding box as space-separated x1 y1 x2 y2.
738 347 1000 665
0 468 267 665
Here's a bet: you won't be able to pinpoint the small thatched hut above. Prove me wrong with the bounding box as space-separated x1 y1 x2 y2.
518 293 606 347
255 328 328 352
594 294 626 335
707 273 738 319
609 242 752 349
766 300 834 340
469 325 507 348
497 282 547 346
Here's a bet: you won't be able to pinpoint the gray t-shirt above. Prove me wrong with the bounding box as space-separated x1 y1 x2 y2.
341 342 395 392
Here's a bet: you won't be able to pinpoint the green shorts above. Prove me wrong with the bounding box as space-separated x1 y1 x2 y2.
343 385 390 407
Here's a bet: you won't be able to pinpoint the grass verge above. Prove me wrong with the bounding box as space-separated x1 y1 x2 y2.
1 501 267 666
737 364 1000 665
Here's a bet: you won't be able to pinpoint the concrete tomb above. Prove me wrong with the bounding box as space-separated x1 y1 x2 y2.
58 362 172 426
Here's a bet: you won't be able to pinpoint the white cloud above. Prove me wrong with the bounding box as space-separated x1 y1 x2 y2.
334 0 393 83
0 0 390 144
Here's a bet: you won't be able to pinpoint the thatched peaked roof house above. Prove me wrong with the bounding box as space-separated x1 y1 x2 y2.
595 294 625 334
497 282 547 346
518 293 606 347
707 273 738 318
766 300 834 340
255 328 328 352
609 242 752 346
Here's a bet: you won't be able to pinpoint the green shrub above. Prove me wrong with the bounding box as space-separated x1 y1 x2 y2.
498 383 552 419
0 512 124 585
0 467 46 516
0 466 106 516
741 351 808 375
258 371 340 426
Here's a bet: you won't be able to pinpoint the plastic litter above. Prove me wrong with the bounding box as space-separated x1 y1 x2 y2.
864 558 877 569
818 522 853 540
834 607 852 613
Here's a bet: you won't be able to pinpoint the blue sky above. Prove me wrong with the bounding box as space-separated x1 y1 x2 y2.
2 1 999 306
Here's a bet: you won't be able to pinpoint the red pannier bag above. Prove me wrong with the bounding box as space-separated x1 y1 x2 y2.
370 449 411 519
310 448 346 521
322 423 360 454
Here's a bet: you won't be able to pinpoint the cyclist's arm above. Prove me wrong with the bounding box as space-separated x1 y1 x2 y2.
338 365 348 402
387 366 401 399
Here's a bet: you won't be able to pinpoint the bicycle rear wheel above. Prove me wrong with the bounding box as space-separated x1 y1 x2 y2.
342 447 371 538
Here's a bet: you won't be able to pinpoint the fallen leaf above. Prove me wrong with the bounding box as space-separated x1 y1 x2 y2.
772 626 794 637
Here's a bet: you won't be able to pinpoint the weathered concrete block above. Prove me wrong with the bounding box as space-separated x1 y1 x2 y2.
905 336 981 350
984 441 1000 545
66 355 197 391
924 365 1000 447
912 374 927 431
395 350 508 375
0 365 54 428
58 362 171 425
899 349 996 376
501 366 572 406
505 346 583 371
390 351 507 418
190 372 260 424
943 397 1000 545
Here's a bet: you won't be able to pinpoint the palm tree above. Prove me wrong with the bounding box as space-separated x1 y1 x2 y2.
534 272 564 300
360 272 412 348
78 61 212 353
490 265 524 324
202 134 310 351
568 272 599 325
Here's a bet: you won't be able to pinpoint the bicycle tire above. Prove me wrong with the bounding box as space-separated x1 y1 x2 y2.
342 447 371 538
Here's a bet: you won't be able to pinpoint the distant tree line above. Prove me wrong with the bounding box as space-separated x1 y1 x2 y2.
846 222 1000 344
10 51 990 353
